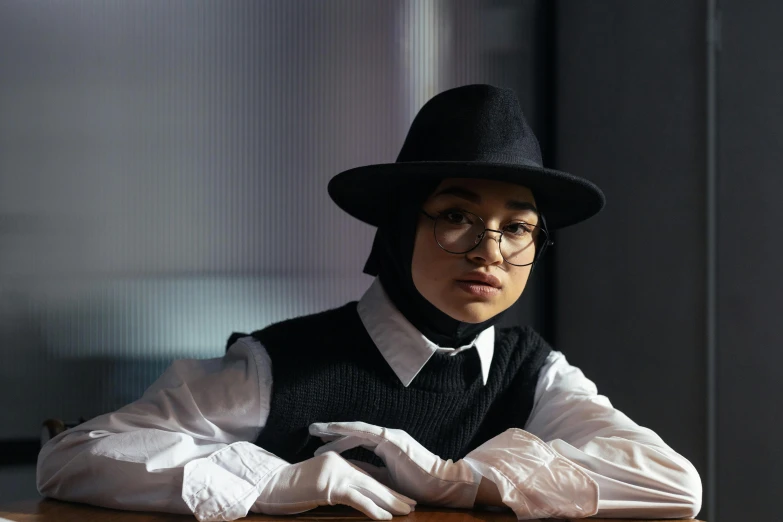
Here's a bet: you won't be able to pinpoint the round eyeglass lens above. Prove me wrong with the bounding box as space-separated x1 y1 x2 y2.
433 210 546 266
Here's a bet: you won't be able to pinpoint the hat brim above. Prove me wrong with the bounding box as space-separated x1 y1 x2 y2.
328 161 605 230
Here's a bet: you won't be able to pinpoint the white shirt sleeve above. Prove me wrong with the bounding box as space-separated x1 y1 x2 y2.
525 350 702 518
465 351 701 519
36 337 285 520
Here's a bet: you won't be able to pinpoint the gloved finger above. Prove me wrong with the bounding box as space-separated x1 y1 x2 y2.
315 435 380 457
350 472 416 508
347 459 392 487
337 487 394 521
309 421 385 442
315 434 342 443
349 482 415 514
310 422 428 467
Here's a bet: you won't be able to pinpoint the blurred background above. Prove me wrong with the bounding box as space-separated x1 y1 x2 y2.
0 1 779 520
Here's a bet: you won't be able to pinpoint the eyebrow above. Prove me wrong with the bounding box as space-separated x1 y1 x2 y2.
432 186 539 213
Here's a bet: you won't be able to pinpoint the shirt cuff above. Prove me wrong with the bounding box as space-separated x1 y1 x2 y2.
182 441 288 522
464 428 599 519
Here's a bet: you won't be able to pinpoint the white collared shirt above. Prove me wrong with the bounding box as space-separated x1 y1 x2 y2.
357 279 495 387
36 278 702 520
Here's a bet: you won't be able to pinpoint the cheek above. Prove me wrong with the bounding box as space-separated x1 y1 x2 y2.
411 227 450 289
505 267 531 300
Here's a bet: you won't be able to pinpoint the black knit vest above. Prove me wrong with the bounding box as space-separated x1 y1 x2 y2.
236 302 552 464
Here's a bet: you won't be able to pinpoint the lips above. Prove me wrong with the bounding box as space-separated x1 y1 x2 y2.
455 272 502 288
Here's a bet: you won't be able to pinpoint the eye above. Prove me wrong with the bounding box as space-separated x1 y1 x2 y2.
440 209 473 225
504 222 532 237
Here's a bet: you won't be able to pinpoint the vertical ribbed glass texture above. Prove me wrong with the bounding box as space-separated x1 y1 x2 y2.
0 0 544 438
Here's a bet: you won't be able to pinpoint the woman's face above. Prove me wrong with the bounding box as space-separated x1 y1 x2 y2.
411 178 539 323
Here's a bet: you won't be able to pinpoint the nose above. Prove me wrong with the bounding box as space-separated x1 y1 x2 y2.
466 230 504 265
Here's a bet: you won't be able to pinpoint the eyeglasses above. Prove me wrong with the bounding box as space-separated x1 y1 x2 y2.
420 208 554 267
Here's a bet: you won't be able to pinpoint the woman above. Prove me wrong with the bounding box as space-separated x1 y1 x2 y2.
37 85 701 521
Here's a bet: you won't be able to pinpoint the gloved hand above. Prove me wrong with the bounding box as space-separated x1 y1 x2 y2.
309 422 481 509
252 451 416 520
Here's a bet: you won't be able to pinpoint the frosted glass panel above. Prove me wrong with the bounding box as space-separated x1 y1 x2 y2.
0 0 545 439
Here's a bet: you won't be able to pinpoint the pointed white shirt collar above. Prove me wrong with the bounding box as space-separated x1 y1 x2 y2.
356 278 495 387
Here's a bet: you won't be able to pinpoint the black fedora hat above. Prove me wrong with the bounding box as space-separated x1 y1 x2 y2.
328 84 605 230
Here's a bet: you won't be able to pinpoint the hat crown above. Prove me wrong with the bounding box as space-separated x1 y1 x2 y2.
396 84 543 167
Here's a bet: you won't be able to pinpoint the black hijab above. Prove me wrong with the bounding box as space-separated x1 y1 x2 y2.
362 181 510 348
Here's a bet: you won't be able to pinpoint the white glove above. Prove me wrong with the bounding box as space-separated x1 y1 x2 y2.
309 422 482 509
252 451 416 520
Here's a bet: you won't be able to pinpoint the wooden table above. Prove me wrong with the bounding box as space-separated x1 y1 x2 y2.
0 499 704 522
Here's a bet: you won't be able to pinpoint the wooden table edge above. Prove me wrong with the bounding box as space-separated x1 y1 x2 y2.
0 498 705 522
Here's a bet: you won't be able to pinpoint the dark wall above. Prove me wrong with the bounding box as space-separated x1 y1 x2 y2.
553 0 708 518
717 1 783 520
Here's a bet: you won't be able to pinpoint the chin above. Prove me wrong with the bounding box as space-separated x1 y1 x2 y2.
444 302 500 324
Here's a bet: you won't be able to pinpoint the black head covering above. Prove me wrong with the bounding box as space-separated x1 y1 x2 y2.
362 180 510 348
345 85 571 348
